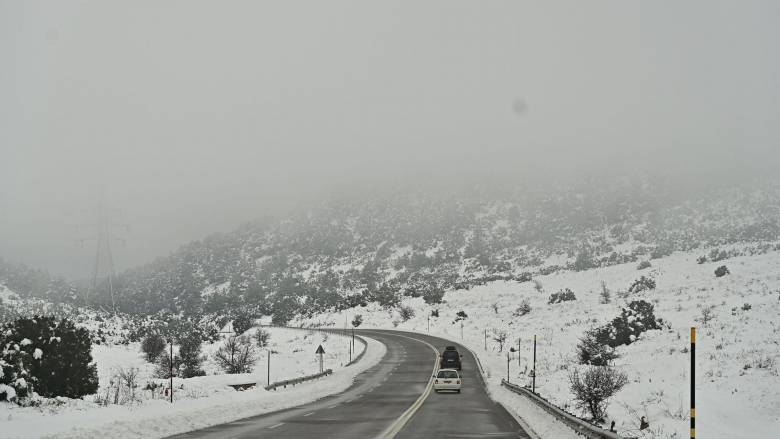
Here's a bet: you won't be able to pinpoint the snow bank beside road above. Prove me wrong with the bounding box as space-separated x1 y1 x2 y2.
0 336 385 439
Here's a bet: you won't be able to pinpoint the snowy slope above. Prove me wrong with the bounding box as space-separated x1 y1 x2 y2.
295 247 780 438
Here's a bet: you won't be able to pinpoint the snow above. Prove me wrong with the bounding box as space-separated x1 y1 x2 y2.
0 328 385 439
295 247 780 438
32 349 43 360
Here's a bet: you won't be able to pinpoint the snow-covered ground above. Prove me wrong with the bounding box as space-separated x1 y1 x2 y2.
296 247 780 439
0 327 385 439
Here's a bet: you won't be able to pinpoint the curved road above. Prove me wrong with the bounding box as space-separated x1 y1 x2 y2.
168 330 531 439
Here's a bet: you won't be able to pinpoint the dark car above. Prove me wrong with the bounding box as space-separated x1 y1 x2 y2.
440 346 462 370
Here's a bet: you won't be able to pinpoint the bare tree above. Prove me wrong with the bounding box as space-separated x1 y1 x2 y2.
490 302 499 314
569 366 628 422
214 335 256 374
492 329 508 352
699 305 716 325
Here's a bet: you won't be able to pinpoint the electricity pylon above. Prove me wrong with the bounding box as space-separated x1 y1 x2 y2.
79 197 128 313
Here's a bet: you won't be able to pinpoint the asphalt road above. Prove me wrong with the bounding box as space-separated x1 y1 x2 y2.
167 330 531 439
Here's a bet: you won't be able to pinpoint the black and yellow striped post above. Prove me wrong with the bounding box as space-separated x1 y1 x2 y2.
691 326 696 439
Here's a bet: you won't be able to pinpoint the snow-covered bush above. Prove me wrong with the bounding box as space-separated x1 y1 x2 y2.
594 300 661 348
255 328 271 347
637 260 652 270
569 366 628 421
141 333 166 363
398 305 415 322
454 310 468 322
351 314 363 328
231 312 254 335
178 331 205 378
628 276 656 294
548 288 577 304
422 284 444 305
512 298 531 317
576 330 619 366
715 265 730 277
214 335 256 374
1 316 98 402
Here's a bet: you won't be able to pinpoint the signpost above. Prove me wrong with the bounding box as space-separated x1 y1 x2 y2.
169 340 174 403
316 344 325 373
691 327 696 439
532 335 537 393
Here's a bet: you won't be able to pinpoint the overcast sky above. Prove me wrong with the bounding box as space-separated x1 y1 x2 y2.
1 1 779 279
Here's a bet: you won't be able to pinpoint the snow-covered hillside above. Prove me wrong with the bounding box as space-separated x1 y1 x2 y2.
295 246 780 438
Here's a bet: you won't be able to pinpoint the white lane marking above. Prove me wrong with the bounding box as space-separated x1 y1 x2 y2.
302 412 315 417
268 423 284 429
328 404 339 409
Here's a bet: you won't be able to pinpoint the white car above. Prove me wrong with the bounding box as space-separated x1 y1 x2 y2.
433 369 461 393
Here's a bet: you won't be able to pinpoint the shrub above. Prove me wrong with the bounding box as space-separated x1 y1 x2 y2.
594 300 660 348
696 256 707 265
398 305 415 322
141 333 167 363
232 313 254 335
351 315 363 328
431 309 439 318
490 303 500 314
628 276 656 294
512 299 531 317
517 272 533 283
255 328 271 348
576 330 618 366
715 266 730 278
569 366 628 421
599 281 611 304
214 335 256 374
454 310 468 321
1 316 98 401
742 303 752 311
156 350 180 379
422 285 445 305
177 331 205 378
699 306 716 325
637 261 652 270
548 288 577 304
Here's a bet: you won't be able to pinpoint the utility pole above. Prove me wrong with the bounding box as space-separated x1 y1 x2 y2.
460 321 464 340
532 335 537 393
427 314 430 333
691 327 696 439
267 349 271 386
518 337 521 368
169 340 173 403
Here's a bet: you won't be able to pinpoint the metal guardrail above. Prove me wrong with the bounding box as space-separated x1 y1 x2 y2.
265 369 334 391
500 379 627 439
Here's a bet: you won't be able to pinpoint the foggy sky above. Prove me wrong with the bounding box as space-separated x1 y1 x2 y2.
2 1 779 279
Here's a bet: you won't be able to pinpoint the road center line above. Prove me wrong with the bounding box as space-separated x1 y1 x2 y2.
302 412 315 417
268 423 284 429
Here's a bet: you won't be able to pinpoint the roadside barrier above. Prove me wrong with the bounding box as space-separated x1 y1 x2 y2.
500 379 628 439
265 369 333 391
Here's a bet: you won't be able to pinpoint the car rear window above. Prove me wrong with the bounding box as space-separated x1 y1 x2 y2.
437 370 459 379
443 351 459 359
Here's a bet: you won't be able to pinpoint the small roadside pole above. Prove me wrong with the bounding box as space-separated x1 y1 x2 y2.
460 321 464 340
532 334 537 393
484 329 487 350
691 327 696 439
352 327 355 353
316 344 325 373
267 349 271 386
518 337 521 368
427 314 430 333
506 351 511 382
169 340 174 403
